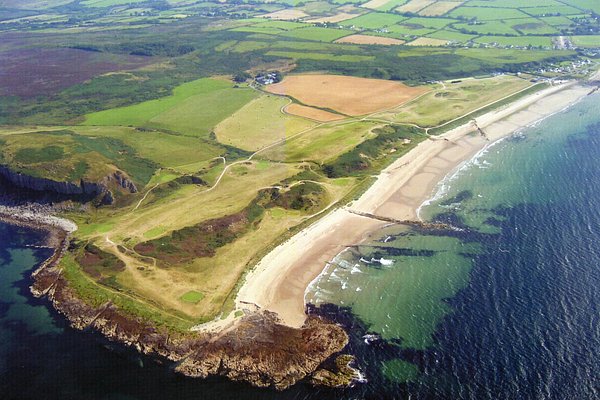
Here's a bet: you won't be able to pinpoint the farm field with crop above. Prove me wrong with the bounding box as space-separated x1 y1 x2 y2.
266 74 429 116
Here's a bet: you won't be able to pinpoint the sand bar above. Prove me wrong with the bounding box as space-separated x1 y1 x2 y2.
236 82 592 328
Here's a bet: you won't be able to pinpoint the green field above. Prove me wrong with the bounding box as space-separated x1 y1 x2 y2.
214 95 317 151
82 0 148 7
474 35 553 48
83 78 258 138
453 21 518 36
260 121 380 163
180 290 205 304
266 50 374 62
571 35 600 48
449 6 529 21
342 12 406 29
427 30 477 43
278 26 355 42
402 16 455 29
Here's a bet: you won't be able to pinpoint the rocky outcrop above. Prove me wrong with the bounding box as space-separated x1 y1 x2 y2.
310 354 365 388
27 224 349 391
0 166 138 205
104 170 138 193
174 313 348 390
0 165 106 196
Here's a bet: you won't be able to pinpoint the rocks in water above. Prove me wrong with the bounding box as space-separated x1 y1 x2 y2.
310 354 367 388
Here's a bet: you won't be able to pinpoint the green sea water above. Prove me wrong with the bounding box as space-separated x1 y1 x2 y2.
306 92 600 396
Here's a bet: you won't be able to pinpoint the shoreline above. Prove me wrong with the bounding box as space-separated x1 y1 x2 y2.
0 206 349 391
0 78 595 391
236 81 594 328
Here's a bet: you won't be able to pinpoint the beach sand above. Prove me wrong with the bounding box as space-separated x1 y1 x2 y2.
236 82 592 328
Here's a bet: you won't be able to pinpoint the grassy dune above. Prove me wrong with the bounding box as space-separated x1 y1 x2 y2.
380 75 532 127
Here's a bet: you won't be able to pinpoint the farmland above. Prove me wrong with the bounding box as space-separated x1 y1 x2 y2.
214 95 317 151
265 74 429 116
83 78 258 138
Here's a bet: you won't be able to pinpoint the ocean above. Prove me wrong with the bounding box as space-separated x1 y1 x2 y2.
1 94 599 399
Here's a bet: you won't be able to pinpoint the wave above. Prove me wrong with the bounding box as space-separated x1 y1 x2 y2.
416 136 508 221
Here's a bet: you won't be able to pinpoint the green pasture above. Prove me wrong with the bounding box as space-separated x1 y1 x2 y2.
564 0 600 13
402 16 455 29
299 1 339 14
265 50 374 62
278 26 355 42
449 6 529 21
571 35 600 48
82 0 148 7
253 20 308 31
453 21 518 36
510 19 558 35
427 30 476 43
342 12 406 29
260 121 379 163
83 78 258 138
384 23 436 37
539 16 575 27
474 35 553 48
214 95 317 151
455 48 572 65
525 5 583 16
466 0 563 7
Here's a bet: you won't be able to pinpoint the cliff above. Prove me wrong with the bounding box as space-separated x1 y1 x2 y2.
27 225 348 391
0 165 138 205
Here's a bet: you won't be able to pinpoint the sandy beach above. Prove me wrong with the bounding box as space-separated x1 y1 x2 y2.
236 82 593 328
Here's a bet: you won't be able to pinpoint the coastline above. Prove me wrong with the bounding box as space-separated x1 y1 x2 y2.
0 207 349 390
0 79 595 391
236 81 593 328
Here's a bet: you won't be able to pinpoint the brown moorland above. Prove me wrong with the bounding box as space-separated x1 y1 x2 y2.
0 47 153 98
266 74 428 116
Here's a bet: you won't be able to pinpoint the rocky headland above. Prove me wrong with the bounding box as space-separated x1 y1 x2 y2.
0 206 350 391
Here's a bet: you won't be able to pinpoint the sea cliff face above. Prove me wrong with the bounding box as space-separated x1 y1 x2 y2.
26 224 348 391
0 165 137 204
